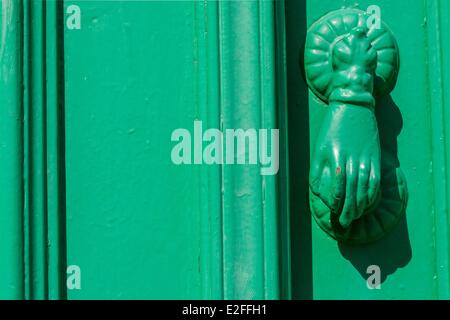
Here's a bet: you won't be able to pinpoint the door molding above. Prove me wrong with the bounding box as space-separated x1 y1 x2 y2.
0 0 66 300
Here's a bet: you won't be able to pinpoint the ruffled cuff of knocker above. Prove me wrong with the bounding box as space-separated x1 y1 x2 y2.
329 88 375 110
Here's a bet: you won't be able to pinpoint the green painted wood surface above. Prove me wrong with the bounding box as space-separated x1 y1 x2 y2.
0 0 24 299
219 0 280 299
1 0 288 300
0 0 66 300
65 1 206 299
285 0 450 299
1 0 450 300
62 0 287 299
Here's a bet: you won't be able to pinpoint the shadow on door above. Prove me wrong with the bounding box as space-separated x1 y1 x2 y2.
285 2 412 297
285 0 313 299
338 95 412 283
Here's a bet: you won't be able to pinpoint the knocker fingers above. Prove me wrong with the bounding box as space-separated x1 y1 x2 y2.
339 158 358 228
368 156 381 206
355 158 371 220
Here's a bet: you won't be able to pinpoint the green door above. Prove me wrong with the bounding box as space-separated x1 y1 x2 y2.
62 0 287 300
286 0 450 299
1 0 450 300
1 0 289 300
64 1 208 299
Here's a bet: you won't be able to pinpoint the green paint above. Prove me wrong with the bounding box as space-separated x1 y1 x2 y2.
425 0 450 299
194 0 223 300
0 0 65 300
1 0 287 300
218 0 280 299
26 0 47 299
64 0 204 299
274 0 292 300
304 8 407 244
0 0 24 300
287 0 450 299
46 0 66 300
63 0 283 299
1 0 450 300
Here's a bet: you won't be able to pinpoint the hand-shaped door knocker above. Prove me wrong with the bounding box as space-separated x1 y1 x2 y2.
304 8 408 244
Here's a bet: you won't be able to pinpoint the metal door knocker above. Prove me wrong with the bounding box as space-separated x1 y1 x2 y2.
304 8 408 244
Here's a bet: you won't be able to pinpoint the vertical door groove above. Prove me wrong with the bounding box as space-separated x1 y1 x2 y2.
218 0 281 299
0 0 66 300
425 0 450 300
